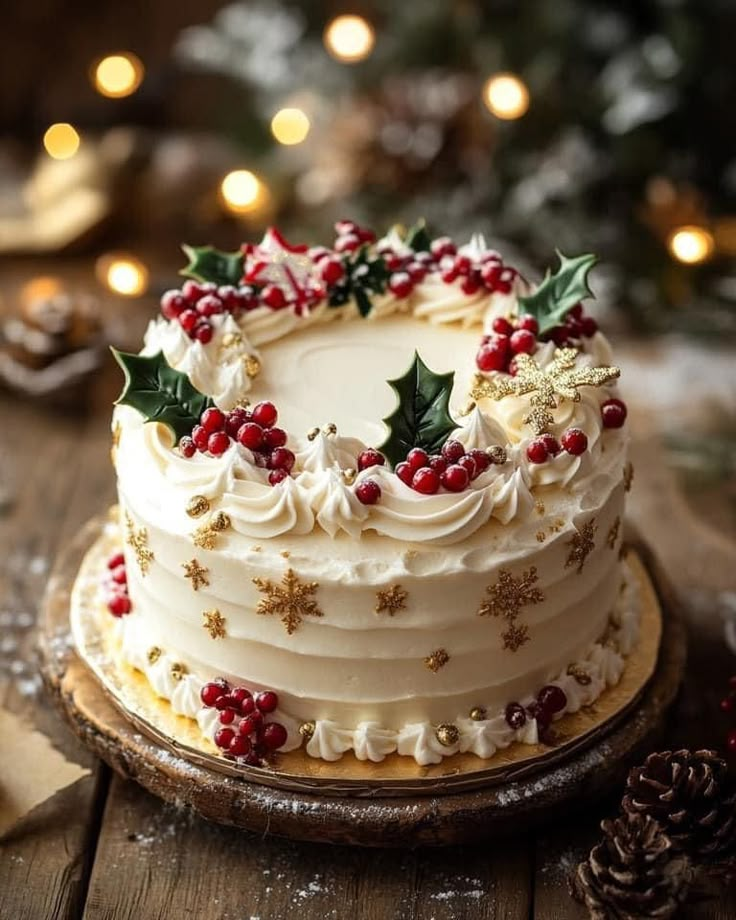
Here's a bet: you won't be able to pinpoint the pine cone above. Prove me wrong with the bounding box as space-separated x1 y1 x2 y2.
623 749 736 860
573 813 692 919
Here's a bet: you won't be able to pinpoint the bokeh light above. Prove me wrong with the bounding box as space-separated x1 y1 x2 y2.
482 73 530 120
93 53 144 98
667 226 715 264
323 15 375 63
43 123 81 160
220 169 266 213
20 276 64 304
271 108 311 145
97 254 149 296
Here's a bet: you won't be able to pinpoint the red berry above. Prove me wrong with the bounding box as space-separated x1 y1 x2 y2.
239 713 263 736
320 258 345 285
252 401 278 428
269 447 295 472
217 285 239 312
428 454 447 474
356 479 381 505
538 684 567 715
441 267 458 284
581 317 598 337
453 255 471 276
457 455 478 479
215 694 233 710
161 290 186 320
441 440 466 463
261 285 287 309
240 695 256 715
601 398 627 429
727 730 736 754
334 233 361 253
225 408 250 437
412 467 440 494
561 428 588 456
201 682 225 707
335 219 358 236
441 464 469 492
406 448 429 471
569 303 584 319
197 294 224 317
268 469 289 486
111 564 127 585
516 314 539 334
107 552 125 570
219 708 236 725
179 308 198 333
256 691 279 713
228 734 251 757
476 338 509 372
201 407 226 434
395 462 414 486
491 317 513 336
407 261 427 282
229 687 251 706
467 449 491 475
720 697 734 714
505 702 527 730
262 722 288 751
214 727 235 750
179 436 196 458
191 425 209 452
237 422 265 451
565 316 582 338
357 449 386 471
526 438 549 464
263 427 287 450
194 322 214 344
107 593 131 617
510 329 537 355
549 326 570 347
383 252 404 272
389 272 413 298
430 236 456 259
207 431 230 456
182 279 208 304
540 433 561 457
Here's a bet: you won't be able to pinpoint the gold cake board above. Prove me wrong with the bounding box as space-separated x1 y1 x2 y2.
38 516 686 847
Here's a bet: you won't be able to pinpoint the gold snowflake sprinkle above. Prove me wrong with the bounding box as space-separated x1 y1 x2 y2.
436 723 459 746
567 663 592 686
170 662 187 682
253 568 323 635
192 512 231 550
147 646 162 665
536 531 546 543
375 584 408 616
186 495 210 518
425 648 450 672
471 348 620 435
125 513 154 576
606 516 621 550
182 558 209 591
478 566 544 653
624 462 634 492
503 622 530 652
535 500 546 516
202 609 226 639
565 518 597 574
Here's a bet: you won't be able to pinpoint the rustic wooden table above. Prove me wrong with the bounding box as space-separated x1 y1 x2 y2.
1 267 735 919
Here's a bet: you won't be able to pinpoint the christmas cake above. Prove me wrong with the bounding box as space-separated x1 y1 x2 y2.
99 220 637 768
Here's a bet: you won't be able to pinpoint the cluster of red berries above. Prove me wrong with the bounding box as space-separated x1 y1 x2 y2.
476 314 541 373
504 684 568 744
718 675 736 754
394 440 501 496
353 448 386 506
105 552 131 617
541 302 599 348
526 427 589 464
160 280 259 343
180 401 295 486
201 679 288 765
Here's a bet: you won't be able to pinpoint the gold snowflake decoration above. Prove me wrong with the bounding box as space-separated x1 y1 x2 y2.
470 347 620 435
375 584 408 616
125 513 154 576
252 568 323 635
478 567 544 653
182 558 209 591
424 648 450 672
202 608 226 639
565 518 597 574
606 516 621 551
192 512 231 550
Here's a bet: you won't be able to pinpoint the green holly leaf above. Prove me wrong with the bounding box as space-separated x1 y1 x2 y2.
112 348 213 444
180 244 244 286
405 219 431 253
518 251 597 334
378 352 457 467
328 246 389 317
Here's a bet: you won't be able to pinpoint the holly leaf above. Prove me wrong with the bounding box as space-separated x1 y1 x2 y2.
518 251 597 334
378 352 457 467
328 246 389 317
405 219 431 253
112 348 213 444
180 244 244 286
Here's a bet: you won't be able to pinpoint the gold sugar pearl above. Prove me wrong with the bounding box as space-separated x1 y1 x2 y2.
147 647 162 665
322 422 337 436
299 721 315 741
306 427 321 441
170 662 187 682
469 706 487 722
435 723 459 747
487 445 507 465
186 495 210 518
341 468 357 486
210 511 231 533
244 355 261 379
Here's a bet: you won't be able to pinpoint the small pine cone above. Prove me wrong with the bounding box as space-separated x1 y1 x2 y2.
573 813 692 920
623 749 736 861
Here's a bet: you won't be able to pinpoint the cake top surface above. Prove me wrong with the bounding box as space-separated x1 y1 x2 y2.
112 220 627 546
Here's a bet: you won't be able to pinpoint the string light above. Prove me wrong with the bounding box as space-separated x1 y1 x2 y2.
323 15 375 63
97 254 149 296
667 226 714 264
482 73 530 120
271 108 311 145
43 123 81 160
93 52 144 98
220 169 267 213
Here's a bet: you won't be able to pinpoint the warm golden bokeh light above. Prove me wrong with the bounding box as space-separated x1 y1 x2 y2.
667 226 715 264
97 254 149 296
93 52 144 98
323 15 375 63
20 276 64 304
482 73 530 120
271 108 311 145
43 123 81 160
220 169 266 213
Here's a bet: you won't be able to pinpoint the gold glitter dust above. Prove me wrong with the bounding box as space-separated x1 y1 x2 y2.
375 584 408 616
281 551 291 559
251 545 262 552
487 445 508 465
536 531 546 543
469 706 487 721
243 355 261 379
299 721 315 740
202 608 226 639
341 468 357 486
424 648 450 672
624 462 634 492
567 663 592 686
606 516 621 550
535 500 546 516
436 723 459 747
192 512 231 550
170 662 187 682
221 331 243 349
471 348 620 435
478 566 544 653
253 568 323 635
186 495 210 518
125 513 154 575
147 646 162 665
182 558 209 591
565 518 597 574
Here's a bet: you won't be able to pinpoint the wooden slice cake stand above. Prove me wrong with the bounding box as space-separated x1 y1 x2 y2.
38 516 686 847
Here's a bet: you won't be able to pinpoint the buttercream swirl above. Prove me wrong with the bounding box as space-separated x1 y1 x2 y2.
352 722 398 762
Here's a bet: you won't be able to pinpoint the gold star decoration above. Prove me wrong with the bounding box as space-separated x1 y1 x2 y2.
565 518 597 574
375 584 408 616
623 462 634 493
192 511 231 550
202 608 226 639
606 516 621 550
252 568 323 635
125 513 154 576
182 558 210 591
424 648 450 672
470 347 620 435
477 566 544 653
